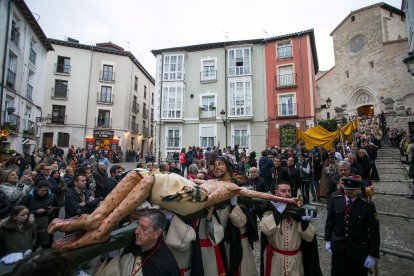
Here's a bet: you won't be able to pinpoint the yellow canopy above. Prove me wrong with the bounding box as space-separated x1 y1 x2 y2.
297 120 357 150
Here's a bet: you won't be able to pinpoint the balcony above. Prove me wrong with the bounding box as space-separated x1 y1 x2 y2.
142 126 149 137
51 87 68 99
6 69 16 89
100 71 115 82
97 92 114 104
275 73 297 88
277 103 298 118
132 102 139 113
26 84 33 101
143 108 148 119
200 70 217 83
22 119 36 135
199 109 216 120
95 117 111 128
49 114 67 125
29 49 36 65
131 122 139 133
54 63 71 75
2 112 20 131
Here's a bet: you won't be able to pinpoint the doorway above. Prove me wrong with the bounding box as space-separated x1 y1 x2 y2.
42 132 53 150
357 105 374 116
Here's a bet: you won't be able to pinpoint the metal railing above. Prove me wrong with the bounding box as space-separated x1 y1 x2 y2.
2 112 20 131
26 84 33 100
131 122 139 133
95 117 111 128
143 108 148 119
200 70 217 82
54 63 71 75
97 92 114 104
22 119 36 135
51 87 68 99
199 110 216 120
132 102 139 113
275 73 297 87
100 71 115 82
277 103 298 117
142 126 149 136
49 114 67 124
6 69 16 89
29 49 36 65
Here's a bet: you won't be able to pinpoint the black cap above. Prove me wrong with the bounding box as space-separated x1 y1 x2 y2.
342 176 362 189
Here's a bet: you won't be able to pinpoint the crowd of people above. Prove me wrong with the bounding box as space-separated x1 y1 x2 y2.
0 115 413 275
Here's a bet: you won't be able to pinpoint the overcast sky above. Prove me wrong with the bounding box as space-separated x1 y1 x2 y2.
25 0 402 76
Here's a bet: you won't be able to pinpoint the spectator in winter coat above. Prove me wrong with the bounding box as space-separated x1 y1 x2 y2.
259 150 274 192
0 170 25 207
92 162 109 198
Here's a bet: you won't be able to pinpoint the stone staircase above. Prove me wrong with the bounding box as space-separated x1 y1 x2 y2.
375 144 409 183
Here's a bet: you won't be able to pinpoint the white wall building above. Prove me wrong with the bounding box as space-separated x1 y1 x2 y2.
0 0 53 154
42 39 155 158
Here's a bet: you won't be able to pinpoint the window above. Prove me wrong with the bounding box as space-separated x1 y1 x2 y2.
143 103 148 118
369 61 374 68
134 76 138 91
228 48 251 76
161 83 183 119
200 95 216 119
277 41 292 59
52 105 66 124
151 93 154 105
163 54 184 80
54 80 68 98
277 65 294 86
27 71 34 100
151 108 154 121
144 85 147 99
278 94 296 116
166 128 180 149
99 86 113 103
132 95 139 112
200 125 215 148
351 15 355 22
345 71 349 78
233 127 249 148
102 65 114 81
6 52 17 89
57 132 70 147
29 43 36 65
10 20 20 46
56 56 70 74
201 59 216 81
97 110 111 127
228 77 252 116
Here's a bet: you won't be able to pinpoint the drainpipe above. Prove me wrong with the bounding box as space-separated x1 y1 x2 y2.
158 54 164 164
128 56 133 153
224 48 228 148
84 46 94 143
0 0 12 125
298 33 306 129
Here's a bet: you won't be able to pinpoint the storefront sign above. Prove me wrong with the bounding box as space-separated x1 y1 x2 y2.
93 130 114 139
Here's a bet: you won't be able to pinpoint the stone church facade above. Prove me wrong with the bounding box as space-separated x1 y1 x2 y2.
316 3 414 132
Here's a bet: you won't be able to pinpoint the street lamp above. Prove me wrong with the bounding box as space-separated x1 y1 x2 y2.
326 97 332 108
220 109 226 127
403 52 414 76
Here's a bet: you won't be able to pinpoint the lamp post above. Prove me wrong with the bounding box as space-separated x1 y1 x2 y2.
220 109 227 147
403 52 414 76
326 97 332 108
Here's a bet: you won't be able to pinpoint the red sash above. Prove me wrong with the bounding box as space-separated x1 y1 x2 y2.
199 238 226 276
179 267 190 276
265 243 300 276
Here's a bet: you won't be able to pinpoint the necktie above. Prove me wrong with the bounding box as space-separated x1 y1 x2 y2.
346 199 353 210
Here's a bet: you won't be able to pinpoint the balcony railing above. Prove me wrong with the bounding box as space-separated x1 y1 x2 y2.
275 73 297 88
54 63 71 75
143 108 148 119
29 49 36 65
2 112 20 131
6 69 16 89
142 126 149 136
97 92 114 104
95 117 111 128
132 102 139 113
100 71 115 82
200 70 217 82
22 119 36 135
49 114 67 124
26 84 33 101
51 87 68 99
277 103 298 117
199 109 216 120
131 122 139 133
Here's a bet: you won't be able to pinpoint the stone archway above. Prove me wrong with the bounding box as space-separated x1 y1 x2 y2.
348 87 380 116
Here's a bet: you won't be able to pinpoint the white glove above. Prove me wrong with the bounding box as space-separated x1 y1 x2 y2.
325 241 332 255
136 200 152 210
271 201 287 213
364 255 376 269
0 252 23 264
23 249 32 257
230 196 238 206
301 209 317 222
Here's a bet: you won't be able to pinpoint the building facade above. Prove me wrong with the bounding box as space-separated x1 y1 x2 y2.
152 39 268 158
264 30 319 147
42 39 155 158
316 3 414 131
0 0 52 154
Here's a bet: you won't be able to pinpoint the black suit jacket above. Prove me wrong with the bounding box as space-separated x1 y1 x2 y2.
325 195 380 260
64 188 100 218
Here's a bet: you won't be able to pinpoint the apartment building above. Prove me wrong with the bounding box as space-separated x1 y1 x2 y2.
43 39 155 158
0 0 53 153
